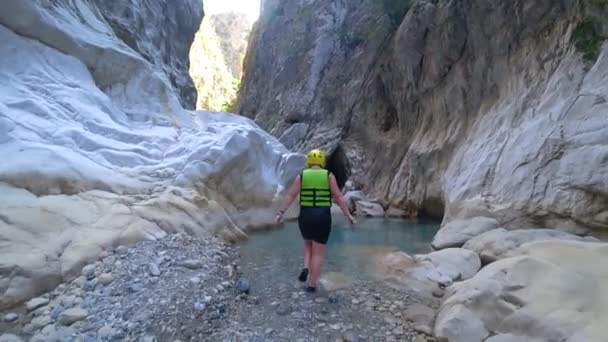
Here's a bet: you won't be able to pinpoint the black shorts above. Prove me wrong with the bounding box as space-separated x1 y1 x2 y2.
298 207 332 244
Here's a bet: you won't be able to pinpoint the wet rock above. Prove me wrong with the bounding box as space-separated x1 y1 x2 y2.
180 260 203 269
26 297 49 311
98 273 114 285
82 264 96 280
0 334 23 342
148 263 161 277
3 313 18 322
59 308 89 325
355 201 385 217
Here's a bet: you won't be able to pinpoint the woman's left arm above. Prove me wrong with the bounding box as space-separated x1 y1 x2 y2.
275 175 301 223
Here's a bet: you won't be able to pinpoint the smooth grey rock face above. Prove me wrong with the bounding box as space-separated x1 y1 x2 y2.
238 0 608 232
93 0 203 109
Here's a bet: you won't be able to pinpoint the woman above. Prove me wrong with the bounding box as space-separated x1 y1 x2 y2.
275 149 356 292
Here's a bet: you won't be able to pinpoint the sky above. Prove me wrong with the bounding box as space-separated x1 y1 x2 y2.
205 0 261 22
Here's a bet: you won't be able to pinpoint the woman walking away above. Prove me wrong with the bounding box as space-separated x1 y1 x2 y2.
275 149 356 293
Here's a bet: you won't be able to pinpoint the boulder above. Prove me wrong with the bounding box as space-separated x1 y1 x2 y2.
431 217 499 250
355 201 385 217
415 248 481 281
344 191 368 211
463 228 597 264
373 248 479 297
386 207 407 218
435 240 608 342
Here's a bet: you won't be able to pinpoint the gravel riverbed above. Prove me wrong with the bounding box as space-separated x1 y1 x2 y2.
1 234 442 342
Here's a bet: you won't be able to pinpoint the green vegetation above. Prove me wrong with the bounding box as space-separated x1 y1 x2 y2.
189 13 251 112
381 0 412 27
573 18 605 63
221 79 241 112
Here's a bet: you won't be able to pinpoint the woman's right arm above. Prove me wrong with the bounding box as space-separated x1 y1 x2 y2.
329 174 356 225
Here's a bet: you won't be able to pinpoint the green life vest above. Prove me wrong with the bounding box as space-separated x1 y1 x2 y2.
300 169 331 207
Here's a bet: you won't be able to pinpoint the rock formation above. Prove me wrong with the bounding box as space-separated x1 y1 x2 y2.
0 0 302 309
435 240 608 342
238 0 608 232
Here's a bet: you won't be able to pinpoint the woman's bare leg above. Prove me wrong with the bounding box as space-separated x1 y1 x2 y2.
308 241 326 288
303 240 312 269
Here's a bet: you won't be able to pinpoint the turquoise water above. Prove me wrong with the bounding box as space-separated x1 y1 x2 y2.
237 217 440 283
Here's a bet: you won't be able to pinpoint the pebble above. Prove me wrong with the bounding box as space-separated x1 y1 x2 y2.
181 259 203 269
189 276 201 285
264 328 274 335
31 315 52 329
83 280 97 292
139 335 158 342
237 278 251 294
194 302 206 312
98 273 114 285
59 308 89 325
432 289 444 298
73 276 87 287
128 284 144 293
26 297 49 311
148 263 161 276
97 325 114 339
3 313 18 322
82 265 96 280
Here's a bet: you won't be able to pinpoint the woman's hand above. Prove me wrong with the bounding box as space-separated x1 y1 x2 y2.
347 213 357 225
275 210 285 224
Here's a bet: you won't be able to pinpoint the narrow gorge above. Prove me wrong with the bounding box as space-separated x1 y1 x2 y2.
1 0 607 341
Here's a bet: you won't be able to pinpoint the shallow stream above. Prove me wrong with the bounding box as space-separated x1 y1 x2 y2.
237 217 440 287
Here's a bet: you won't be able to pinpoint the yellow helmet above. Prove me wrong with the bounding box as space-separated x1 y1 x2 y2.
306 149 326 167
